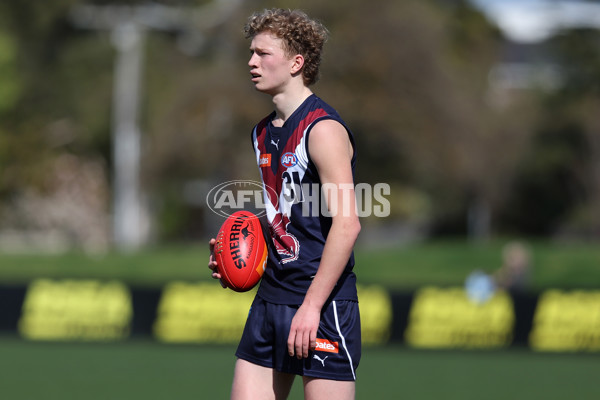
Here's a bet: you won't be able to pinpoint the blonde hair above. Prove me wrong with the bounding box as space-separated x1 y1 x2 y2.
244 8 329 86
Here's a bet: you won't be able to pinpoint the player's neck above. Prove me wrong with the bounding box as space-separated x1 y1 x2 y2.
271 86 313 127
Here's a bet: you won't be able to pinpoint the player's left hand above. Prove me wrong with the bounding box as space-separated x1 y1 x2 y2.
208 238 226 288
287 303 320 359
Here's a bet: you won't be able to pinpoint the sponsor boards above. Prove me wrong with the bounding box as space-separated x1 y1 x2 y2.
18 279 132 341
530 289 600 352
8 282 600 351
405 286 515 349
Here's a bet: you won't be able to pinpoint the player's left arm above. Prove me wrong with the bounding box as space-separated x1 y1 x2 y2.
287 119 361 359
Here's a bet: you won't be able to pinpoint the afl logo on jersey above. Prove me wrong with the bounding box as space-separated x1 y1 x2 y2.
281 152 298 168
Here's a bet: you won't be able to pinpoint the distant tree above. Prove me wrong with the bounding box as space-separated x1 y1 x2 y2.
7 0 589 244
503 28 600 237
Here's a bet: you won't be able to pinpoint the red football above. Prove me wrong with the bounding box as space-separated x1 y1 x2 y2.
214 211 268 292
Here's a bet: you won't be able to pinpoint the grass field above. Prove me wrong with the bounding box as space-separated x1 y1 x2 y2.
1 239 600 290
0 336 597 400
1 240 599 399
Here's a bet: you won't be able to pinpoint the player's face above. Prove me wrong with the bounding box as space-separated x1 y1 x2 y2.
248 32 296 95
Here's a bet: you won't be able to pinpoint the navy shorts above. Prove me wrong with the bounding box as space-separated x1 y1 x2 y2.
235 296 361 381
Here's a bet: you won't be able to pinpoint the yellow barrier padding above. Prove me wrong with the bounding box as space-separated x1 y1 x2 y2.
19 279 132 341
530 289 600 352
405 286 514 349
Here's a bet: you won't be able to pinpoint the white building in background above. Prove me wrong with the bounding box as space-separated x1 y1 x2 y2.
471 0 600 44
468 0 600 106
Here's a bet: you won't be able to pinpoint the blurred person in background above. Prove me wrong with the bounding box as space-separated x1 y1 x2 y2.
495 241 532 293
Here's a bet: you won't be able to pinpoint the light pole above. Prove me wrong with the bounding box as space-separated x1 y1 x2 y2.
70 1 241 251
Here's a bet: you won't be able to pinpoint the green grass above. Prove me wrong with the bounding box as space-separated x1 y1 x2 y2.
355 239 600 290
0 246 205 287
2 240 597 399
1 239 599 290
0 337 597 400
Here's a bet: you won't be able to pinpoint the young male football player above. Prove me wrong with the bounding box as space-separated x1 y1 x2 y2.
209 8 361 400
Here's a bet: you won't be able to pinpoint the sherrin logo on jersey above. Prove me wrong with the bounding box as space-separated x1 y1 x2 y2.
281 152 298 168
259 154 271 167
315 338 339 353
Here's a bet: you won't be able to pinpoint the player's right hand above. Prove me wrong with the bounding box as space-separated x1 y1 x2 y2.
208 238 226 288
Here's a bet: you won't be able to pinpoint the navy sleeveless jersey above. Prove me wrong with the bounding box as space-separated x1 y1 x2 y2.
251 94 358 305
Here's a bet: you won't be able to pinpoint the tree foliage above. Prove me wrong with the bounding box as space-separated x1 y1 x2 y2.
0 0 598 246
502 28 600 237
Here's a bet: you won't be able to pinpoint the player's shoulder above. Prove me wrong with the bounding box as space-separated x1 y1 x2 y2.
310 118 346 137
309 119 351 160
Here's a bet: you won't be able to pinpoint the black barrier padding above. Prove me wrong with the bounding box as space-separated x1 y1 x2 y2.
390 291 414 342
510 291 539 347
0 285 26 332
0 283 592 351
130 287 162 336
